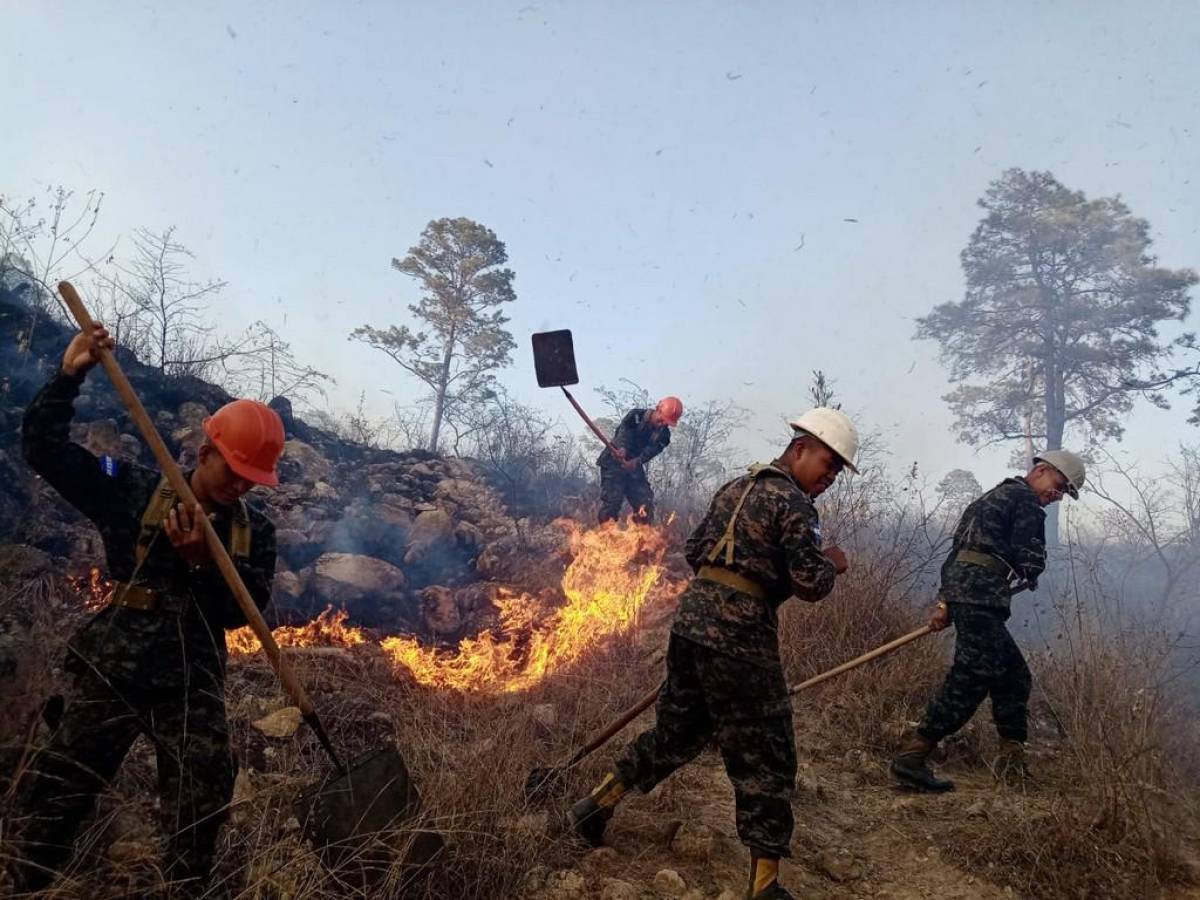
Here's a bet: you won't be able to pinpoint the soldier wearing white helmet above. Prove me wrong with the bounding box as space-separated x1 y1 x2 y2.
1031 449 1086 501
891 448 1085 793
566 408 858 900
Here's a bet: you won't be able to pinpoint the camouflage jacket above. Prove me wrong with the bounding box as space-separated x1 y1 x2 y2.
597 408 671 470
22 368 276 691
671 464 836 669
940 477 1045 610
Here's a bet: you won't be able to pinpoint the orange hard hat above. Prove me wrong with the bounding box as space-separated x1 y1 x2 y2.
655 396 683 426
203 399 286 486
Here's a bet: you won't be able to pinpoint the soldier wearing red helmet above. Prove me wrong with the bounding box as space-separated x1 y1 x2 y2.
597 395 683 525
12 323 283 896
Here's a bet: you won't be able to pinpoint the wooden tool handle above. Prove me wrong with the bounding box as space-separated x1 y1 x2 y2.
789 625 934 696
58 281 317 718
561 386 625 461
568 683 660 766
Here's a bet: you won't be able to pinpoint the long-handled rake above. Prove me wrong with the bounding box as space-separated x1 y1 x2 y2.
524 624 938 801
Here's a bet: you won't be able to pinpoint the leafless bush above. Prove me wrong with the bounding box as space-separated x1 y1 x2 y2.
1089 446 1200 616
457 389 591 518
94 227 226 376
0 187 109 369
0 187 107 316
302 392 410 450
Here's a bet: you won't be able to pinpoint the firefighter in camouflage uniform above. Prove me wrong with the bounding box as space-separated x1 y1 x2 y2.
568 408 860 900
596 396 683 525
890 450 1086 792
11 323 283 896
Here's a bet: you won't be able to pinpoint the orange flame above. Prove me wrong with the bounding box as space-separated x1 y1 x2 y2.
382 518 677 693
229 518 683 694
228 605 368 656
67 567 112 612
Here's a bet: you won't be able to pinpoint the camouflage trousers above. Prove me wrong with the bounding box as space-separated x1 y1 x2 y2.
614 635 796 857
14 666 235 894
598 464 655 524
919 602 1032 743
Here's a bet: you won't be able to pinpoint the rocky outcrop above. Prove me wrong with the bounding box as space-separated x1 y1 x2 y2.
0 289 584 641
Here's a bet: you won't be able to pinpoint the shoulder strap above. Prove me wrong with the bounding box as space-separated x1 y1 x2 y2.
706 464 786 567
136 475 177 566
230 498 252 562
136 474 253 565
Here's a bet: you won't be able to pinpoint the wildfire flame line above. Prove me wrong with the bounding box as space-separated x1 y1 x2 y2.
229 519 682 694
226 605 367 656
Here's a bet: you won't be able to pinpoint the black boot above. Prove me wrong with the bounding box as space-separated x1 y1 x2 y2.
747 853 793 899
564 773 625 846
890 732 955 792
565 795 612 846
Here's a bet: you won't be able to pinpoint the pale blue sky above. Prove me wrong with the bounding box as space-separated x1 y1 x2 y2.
4 1 1199 492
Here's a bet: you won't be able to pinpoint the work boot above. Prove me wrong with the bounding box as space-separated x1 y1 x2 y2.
992 739 1033 785
747 854 793 899
890 732 955 792
565 773 626 846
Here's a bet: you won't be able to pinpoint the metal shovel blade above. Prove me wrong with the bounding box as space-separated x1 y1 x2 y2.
295 748 444 887
532 329 579 387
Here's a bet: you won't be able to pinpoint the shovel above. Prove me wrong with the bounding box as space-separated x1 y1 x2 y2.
57 282 442 881
532 329 625 461
524 623 941 801
525 683 661 801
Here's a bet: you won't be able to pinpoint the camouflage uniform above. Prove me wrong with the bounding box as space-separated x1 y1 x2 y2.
597 408 671 524
14 368 276 893
919 477 1044 744
614 464 835 858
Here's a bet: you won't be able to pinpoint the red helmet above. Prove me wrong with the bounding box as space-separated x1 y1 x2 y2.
203 399 286 486
655 396 683 426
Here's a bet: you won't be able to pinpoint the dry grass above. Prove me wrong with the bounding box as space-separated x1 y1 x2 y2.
940 585 1200 899
778 542 1200 899
3 530 1199 899
0 569 677 899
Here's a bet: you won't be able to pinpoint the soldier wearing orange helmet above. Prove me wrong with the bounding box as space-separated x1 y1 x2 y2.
12 323 283 896
597 395 683 525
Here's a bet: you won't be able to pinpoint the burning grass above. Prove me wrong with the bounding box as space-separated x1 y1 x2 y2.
381 518 681 693
227 605 369 655
3 520 1199 898
230 518 685 695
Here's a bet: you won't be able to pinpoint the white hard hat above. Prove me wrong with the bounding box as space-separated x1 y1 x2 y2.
1032 449 1085 499
788 408 860 473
